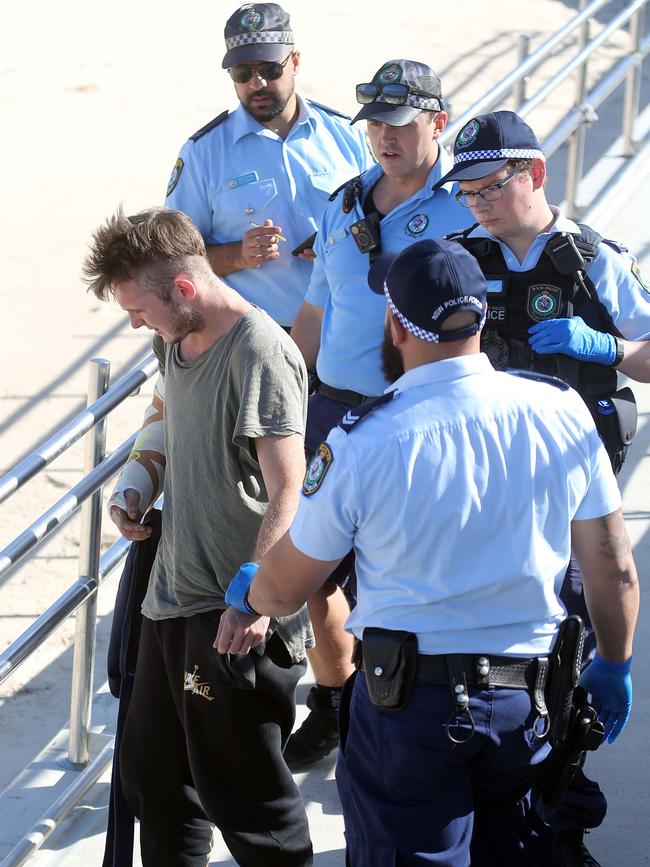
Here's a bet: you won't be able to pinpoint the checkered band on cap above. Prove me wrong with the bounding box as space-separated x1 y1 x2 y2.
385 286 440 343
453 147 544 165
375 93 442 111
225 30 293 48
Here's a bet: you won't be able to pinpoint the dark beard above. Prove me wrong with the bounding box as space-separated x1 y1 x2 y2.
380 322 405 383
244 82 294 122
170 302 205 342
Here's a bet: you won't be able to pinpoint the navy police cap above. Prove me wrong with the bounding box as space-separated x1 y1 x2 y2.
436 110 544 186
222 3 294 68
368 238 487 343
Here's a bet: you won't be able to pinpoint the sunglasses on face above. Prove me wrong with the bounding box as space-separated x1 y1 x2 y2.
228 52 294 84
356 82 443 110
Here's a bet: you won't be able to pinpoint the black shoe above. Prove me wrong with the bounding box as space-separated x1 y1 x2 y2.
284 685 340 771
557 830 603 867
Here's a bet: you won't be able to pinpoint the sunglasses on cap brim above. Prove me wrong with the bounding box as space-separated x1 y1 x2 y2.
356 82 443 110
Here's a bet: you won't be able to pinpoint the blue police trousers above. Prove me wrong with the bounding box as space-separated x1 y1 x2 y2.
336 671 565 866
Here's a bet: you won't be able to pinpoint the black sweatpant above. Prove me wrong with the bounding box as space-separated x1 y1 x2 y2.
120 611 313 866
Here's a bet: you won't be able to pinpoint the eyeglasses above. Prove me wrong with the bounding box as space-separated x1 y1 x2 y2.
455 170 525 207
228 52 294 84
356 82 443 110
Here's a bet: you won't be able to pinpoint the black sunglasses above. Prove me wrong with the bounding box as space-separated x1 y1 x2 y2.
356 82 443 110
228 52 294 84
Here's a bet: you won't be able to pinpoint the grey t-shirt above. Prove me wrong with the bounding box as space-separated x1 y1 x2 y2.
142 307 312 660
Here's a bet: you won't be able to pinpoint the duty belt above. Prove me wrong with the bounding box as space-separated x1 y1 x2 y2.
355 638 550 744
317 382 369 407
357 649 541 690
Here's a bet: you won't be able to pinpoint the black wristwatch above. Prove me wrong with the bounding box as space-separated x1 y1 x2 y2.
243 587 260 616
612 336 625 367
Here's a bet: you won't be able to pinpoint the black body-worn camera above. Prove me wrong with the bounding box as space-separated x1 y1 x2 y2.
350 213 381 255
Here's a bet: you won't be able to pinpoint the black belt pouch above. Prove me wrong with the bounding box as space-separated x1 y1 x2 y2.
590 386 637 464
361 627 418 711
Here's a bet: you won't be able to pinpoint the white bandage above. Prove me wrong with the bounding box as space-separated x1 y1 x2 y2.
108 376 166 515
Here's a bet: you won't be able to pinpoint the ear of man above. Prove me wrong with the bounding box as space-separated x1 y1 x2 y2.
174 275 198 302
530 158 546 190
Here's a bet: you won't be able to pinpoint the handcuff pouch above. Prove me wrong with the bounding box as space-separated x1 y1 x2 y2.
361 627 418 711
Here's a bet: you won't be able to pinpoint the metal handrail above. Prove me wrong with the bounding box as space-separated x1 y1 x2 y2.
440 0 614 144
0 353 157 505
440 0 650 216
516 0 646 119
0 536 129 685
0 434 136 581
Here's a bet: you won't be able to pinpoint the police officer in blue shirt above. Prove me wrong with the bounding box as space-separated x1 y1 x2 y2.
165 3 372 327
438 110 650 866
285 60 471 769
218 238 639 866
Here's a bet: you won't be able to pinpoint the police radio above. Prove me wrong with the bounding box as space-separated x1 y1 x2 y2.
545 233 593 301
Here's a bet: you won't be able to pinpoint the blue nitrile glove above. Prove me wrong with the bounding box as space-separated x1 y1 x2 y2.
578 652 632 743
528 317 617 365
225 562 260 615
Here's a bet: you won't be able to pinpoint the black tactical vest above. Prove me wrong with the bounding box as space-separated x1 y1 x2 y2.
449 224 622 400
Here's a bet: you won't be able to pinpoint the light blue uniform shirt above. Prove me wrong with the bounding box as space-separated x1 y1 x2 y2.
166 98 372 326
290 354 621 656
468 207 650 339
305 148 472 396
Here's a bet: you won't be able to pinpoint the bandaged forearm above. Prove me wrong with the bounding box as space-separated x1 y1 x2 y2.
108 377 166 514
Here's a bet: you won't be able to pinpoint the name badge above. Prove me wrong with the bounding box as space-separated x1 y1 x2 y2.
227 171 259 189
486 279 505 295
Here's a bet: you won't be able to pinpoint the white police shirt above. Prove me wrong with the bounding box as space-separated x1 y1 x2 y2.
468 207 650 339
289 354 621 656
304 148 472 396
166 98 372 326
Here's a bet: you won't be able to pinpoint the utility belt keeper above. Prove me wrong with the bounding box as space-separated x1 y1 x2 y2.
353 624 584 744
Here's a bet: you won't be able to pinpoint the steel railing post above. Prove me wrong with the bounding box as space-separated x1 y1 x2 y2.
513 35 531 108
68 358 110 766
565 0 591 218
622 4 645 155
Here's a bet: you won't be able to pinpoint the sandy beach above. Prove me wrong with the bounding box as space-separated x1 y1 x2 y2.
0 0 641 852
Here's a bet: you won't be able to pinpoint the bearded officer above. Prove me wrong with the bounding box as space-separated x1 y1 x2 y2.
217 237 639 866
165 2 372 329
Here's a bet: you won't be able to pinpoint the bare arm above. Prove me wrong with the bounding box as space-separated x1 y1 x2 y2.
571 509 640 662
214 431 311 653
250 531 341 616
253 432 307 559
206 219 282 277
617 339 650 383
290 300 323 369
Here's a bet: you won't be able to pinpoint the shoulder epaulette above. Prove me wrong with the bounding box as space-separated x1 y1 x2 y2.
307 99 351 120
601 238 628 254
448 227 495 259
190 110 229 142
572 224 603 264
507 369 570 390
444 223 479 241
337 392 397 434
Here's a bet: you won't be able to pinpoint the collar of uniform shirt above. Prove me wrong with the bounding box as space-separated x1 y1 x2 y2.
232 94 313 143
385 353 493 395
469 204 580 242
359 149 456 207
429 144 456 195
